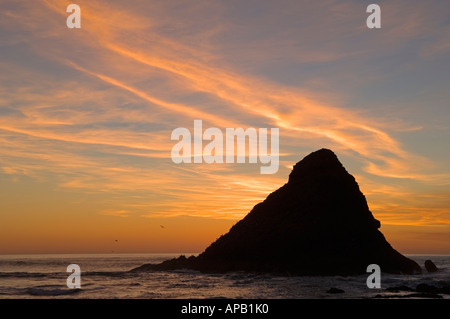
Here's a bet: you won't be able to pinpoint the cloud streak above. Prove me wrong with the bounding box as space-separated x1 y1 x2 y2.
0 0 449 234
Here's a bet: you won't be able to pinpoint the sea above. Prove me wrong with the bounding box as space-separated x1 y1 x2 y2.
0 253 449 299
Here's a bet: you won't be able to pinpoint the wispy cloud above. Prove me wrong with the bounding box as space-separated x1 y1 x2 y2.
0 0 449 233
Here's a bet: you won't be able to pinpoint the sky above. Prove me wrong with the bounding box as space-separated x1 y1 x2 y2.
1 0 449 254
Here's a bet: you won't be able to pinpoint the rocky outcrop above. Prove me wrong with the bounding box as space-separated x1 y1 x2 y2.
424 259 438 273
132 149 422 275
327 288 345 294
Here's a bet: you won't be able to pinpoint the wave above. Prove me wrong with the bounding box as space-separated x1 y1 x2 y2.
0 272 57 278
83 271 130 278
0 259 77 267
26 285 82 297
0 270 135 278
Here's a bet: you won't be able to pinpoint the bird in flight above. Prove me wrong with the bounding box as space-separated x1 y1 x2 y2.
160 225 165 229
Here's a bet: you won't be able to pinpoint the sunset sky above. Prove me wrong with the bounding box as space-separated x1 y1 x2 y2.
1 0 449 254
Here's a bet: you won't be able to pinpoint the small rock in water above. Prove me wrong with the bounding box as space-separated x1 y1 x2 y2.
385 285 414 292
416 283 440 293
440 285 450 294
424 260 438 273
327 287 345 294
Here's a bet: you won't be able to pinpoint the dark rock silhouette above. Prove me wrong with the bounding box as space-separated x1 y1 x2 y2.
385 285 414 292
327 288 345 294
424 259 438 272
132 149 421 275
416 283 440 293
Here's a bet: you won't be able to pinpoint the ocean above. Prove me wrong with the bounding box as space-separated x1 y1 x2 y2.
0 253 449 299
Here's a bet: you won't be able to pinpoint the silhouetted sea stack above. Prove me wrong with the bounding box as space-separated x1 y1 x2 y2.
132 149 422 275
424 260 438 273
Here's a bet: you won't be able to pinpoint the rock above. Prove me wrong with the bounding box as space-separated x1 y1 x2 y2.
327 288 345 294
440 285 450 294
385 285 414 292
131 255 195 272
415 283 440 293
424 260 438 273
132 149 422 275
